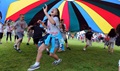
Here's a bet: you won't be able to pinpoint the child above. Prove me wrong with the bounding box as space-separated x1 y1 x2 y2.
83 27 93 51
107 28 117 53
28 5 62 71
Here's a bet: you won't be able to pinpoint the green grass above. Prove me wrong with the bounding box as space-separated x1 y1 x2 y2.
0 36 120 71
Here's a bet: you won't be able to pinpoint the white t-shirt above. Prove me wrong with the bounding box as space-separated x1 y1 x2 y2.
14 20 27 33
0 23 3 33
6 26 12 32
46 17 60 36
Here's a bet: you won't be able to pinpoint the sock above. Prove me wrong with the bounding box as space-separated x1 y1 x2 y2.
34 62 40 66
46 48 49 52
17 47 19 50
57 59 60 62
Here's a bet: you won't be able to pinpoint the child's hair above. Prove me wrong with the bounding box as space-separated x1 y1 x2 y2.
20 14 24 16
54 8 60 21
61 19 64 22
116 24 120 35
108 28 116 38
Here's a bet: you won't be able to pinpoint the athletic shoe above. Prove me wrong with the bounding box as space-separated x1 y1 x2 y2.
14 44 17 50
46 51 50 55
67 47 71 50
26 43 29 45
17 49 22 53
52 59 62 65
83 48 86 51
28 65 40 71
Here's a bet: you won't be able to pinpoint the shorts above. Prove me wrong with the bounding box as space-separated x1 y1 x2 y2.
0 33 3 39
64 39 68 43
108 42 114 48
15 35 19 39
17 32 24 38
86 39 92 46
33 38 41 44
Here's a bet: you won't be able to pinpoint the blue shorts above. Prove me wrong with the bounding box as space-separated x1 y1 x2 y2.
16 32 24 38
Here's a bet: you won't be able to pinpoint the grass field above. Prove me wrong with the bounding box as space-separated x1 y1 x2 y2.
0 36 120 71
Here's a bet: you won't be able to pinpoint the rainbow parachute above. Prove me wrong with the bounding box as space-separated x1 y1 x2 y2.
0 0 120 33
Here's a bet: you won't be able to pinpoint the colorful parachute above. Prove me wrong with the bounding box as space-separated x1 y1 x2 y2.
0 0 120 33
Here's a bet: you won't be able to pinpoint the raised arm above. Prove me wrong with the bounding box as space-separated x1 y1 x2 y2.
43 4 56 25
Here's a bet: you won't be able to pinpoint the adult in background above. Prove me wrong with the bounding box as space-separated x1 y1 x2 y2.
83 27 93 51
13 14 27 52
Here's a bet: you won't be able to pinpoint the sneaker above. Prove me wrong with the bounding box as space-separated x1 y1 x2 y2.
14 44 17 50
83 48 86 51
67 47 71 50
26 43 29 45
52 59 62 65
46 51 50 55
17 49 22 53
28 65 40 71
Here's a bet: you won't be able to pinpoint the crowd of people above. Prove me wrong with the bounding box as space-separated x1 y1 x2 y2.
0 5 120 71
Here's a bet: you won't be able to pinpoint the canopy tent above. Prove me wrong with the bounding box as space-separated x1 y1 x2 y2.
0 0 120 33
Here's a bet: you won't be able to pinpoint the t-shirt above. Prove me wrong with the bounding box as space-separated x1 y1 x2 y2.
31 25 45 39
6 26 12 32
14 20 27 33
85 31 93 40
0 23 3 33
46 17 60 36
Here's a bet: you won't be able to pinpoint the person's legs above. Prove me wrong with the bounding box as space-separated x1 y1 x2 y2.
10 32 12 42
28 43 47 71
15 32 23 45
36 44 47 62
49 38 59 60
110 43 114 53
6 32 9 42
108 45 110 52
83 39 90 51
0 33 3 44
65 39 71 50
49 38 62 65
14 35 17 42
27 37 31 45
14 32 23 51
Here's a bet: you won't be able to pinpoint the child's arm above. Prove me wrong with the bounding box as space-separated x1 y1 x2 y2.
43 4 56 25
